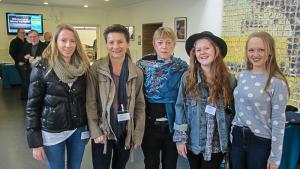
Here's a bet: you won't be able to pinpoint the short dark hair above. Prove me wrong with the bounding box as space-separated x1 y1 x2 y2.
28 29 39 36
17 28 25 33
103 24 130 43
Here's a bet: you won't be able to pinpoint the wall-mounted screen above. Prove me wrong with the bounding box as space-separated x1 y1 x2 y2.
6 13 44 35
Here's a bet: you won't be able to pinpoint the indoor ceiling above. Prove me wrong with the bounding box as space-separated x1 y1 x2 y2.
0 0 149 9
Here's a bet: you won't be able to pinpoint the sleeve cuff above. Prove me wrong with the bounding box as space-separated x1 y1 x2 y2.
173 123 188 132
173 130 188 144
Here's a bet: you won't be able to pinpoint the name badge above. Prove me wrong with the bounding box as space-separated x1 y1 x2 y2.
205 105 216 116
81 131 90 140
117 113 130 122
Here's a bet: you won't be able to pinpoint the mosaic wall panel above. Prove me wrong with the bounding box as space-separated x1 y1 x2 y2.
222 0 300 108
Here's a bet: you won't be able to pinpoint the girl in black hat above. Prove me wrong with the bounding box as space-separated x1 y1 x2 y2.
173 31 236 169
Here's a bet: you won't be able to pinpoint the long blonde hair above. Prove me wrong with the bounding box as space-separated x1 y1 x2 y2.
186 38 233 107
42 24 90 74
245 32 289 94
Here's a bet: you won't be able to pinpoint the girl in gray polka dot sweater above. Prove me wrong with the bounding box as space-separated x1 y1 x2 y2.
231 32 289 169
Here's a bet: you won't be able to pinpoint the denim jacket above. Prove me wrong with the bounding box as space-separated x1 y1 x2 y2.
173 71 236 154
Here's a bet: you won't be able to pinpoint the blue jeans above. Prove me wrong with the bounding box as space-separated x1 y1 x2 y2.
231 126 271 169
44 127 89 169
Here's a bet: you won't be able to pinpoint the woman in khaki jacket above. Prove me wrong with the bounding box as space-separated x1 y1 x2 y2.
86 24 145 169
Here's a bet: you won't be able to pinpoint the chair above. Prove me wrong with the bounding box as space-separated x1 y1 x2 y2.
279 105 300 169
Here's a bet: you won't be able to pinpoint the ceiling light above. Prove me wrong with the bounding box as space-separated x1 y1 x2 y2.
104 0 110 2
43 2 48 5
83 5 88 8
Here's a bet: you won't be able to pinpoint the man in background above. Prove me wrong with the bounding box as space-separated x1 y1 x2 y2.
43 31 52 46
18 30 47 100
9 28 27 99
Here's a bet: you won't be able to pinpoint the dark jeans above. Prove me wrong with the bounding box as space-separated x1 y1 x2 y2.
186 150 224 169
231 126 271 169
141 122 178 169
16 64 31 99
91 140 130 169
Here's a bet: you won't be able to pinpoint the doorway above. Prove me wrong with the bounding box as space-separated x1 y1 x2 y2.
142 23 163 56
73 25 100 61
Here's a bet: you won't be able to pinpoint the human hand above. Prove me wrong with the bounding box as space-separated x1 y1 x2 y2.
29 56 35 63
18 62 25 66
94 135 107 144
32 147 45 161
24 54 31 59
267 162 279 169
176 143 187 156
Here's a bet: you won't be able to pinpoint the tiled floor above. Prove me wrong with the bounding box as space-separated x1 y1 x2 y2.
0 83 189 169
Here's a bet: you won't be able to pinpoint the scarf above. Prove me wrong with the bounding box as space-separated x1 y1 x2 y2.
108 55 129 139
137 57 188 103
109 55 129 111
137 56 188 132
53 54 85 83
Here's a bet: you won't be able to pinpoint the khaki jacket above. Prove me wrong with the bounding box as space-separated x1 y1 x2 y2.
86 57 145 149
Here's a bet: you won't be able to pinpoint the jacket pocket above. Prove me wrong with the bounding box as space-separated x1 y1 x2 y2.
185 99 197 123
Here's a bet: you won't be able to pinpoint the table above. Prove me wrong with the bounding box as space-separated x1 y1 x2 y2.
0 63 22 89
279 124 300 169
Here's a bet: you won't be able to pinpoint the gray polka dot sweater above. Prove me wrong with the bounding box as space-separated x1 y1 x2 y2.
232 71 289 165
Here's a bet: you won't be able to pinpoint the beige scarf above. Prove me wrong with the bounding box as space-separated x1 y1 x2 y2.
53 54 86 83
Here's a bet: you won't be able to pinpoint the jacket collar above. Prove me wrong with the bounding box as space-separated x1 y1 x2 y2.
98 56 138 81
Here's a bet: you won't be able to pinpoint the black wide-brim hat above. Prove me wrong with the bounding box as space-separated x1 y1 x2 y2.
185 31 227 58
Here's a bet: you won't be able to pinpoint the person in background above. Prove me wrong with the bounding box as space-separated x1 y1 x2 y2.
173 31 236 169
93 39 97 60
231 31 289 169
43 31 52 46
18 30 47 99
26 24 90 169
86 24 145 169
9 28 28 99
137 27 188 169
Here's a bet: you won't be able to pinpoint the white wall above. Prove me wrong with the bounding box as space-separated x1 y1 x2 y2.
0 0 224 63
0 3 108 63
107 0 224 62
76 29 97 46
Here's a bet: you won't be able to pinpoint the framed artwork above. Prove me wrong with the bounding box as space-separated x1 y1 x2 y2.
125 26 135 41
174 17 187 41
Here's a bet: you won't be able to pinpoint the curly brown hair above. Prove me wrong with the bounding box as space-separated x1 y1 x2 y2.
185 38 233 107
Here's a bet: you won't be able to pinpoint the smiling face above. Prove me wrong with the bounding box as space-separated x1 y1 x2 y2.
153 37 175 60
106 32 129 60
57 29 76 63
28 31 40 45
17 28 25 40
194 38 216 69
246 37 269 72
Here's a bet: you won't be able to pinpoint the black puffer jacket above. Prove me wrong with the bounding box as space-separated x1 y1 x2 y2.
26 59 87 148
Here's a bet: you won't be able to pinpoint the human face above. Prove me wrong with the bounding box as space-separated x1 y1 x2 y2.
17 29 25 40
106 32 129 60
57 29 76 63
153 37 175 61
247 37 269 72
28 31 40 45
194 38 216 68
44 32 52 42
